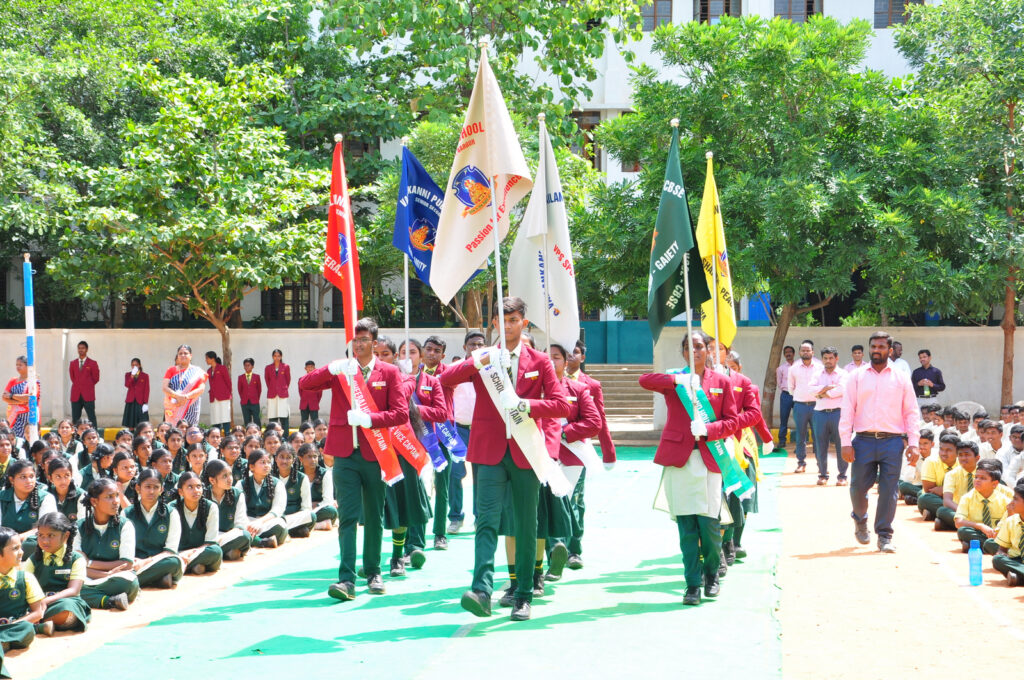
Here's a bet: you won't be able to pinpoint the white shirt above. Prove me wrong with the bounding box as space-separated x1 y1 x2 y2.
453 382 476 425
9 493 57 519
998 446 1024 484
891 357 912 379
180 501 220 544
74 517 136 562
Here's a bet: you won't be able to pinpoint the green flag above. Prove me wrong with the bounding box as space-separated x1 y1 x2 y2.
647 126 710 343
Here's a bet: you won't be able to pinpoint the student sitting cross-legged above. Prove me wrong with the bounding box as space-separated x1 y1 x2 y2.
934 440 981 531
917 433 960 521
991 483 1024 586
954 459 1012 553
899 429 934 506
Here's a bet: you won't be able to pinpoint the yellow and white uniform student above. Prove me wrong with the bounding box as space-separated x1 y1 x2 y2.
953 459 1012 552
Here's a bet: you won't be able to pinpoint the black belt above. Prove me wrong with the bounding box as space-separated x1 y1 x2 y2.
856 431 902 439
796 400 815 405
818 408 840 413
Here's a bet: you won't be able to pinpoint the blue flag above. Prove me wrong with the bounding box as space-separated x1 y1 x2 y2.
394 147 444 285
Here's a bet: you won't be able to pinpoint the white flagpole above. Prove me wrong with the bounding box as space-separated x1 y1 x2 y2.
538 113 552 351
707 150 721 368
22 254 38 445
402 136 412 373
672 119 697 398
337 133 358 449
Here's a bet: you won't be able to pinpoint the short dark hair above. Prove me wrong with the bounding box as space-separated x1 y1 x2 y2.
681 330 713 352
575 340 587 356
919 429 935 441
783 345 795 353
974 409 989 419
951 408 968 421
77 340 89 349
1002 404 1015 411
868 331 892 347
376 335 396 354
938 433 960 447
851 344 863 352
893 341 903 348
400 338 422 354
1010 424 1024 438
305 360 315 367
801 339 814 348
355 317 379 340
1014 483 1024 502
493 296 526 318
918 349 931 357
548 343 568 360
464 330 486 345
821 346 838 358
424 335 447 352
956 440 980 456
977 458 1002 483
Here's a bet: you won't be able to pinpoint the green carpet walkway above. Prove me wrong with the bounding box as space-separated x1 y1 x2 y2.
44 449 783 679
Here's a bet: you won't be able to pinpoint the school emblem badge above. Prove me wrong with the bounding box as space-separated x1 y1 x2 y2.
158 524 168 533
8 589 20 599
409 218 435 252
452 166 491 217
337 232 351 267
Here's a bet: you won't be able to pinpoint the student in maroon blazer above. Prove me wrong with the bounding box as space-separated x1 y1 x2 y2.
237 358 262 427
265 350 292 434
639 329 738 606
299 360 322 424
205 351 233 431
440 297 570 622
568 341 616 465
122 358 150 428
69 340 100 427
299 318 408 601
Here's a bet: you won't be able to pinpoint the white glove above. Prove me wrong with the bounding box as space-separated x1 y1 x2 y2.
763 436 774 449
690 418 708 439
131 366 139 376
603 462 616 471
497 349 512 372
500 390 524 412
333 358 359 377
397 358 413 375
347 409 372 429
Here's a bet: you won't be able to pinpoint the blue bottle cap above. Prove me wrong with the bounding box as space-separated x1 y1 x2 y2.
970 540 980 549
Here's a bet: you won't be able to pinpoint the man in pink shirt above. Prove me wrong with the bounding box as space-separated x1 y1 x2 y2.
787 340 823 473
810 346 847 486
839 331 920 553
775 345 795 452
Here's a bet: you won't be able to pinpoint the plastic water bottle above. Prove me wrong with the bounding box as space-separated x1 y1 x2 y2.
968 540 983 586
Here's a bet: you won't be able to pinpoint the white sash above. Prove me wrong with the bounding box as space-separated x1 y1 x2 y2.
473 347 571 497
562 438 602 472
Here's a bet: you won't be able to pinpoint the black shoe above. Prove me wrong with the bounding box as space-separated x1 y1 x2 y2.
547 541 569 579
328 581 356 601
705 576 721 598
934 518 948 531
390 558 406 577
226 548 242 561
532 572 545 597
460 589 492 617
567 553 584 570
107 593 130 610
258 535 278 549
367 574 386 595
960 540 970 553
717 551 728 578
498 584 516 607
904 495 918 506
683 586 701 605
159 573 175 589
544 571 560 582
433 536 448 550
734 545 747 559
854 518 870 545
408 549 426 569
723 540 736 566
291 525 311 538
510 597 532 621
1008 572 1020 587
794 462 806 473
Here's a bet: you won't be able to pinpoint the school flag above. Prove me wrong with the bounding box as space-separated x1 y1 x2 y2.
323 139 363 343
647 126 709 343
696 153 737 347
429 46 533 304
508 116 580 351
393 147 444 285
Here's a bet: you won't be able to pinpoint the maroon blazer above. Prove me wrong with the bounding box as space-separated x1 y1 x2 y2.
207 364 232 401
423 363 455 420
69 357 100 402
237 373 262 405
264 363 291 399
412 371 448 424
727 369 772 444
299 384 322 411
558 377 602 466
298 361 409 461
639 368 738 472
440 344 570 469
123 371 150 405
576 371 617 464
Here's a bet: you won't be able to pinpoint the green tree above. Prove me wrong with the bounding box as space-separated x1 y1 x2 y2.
48 64 325 406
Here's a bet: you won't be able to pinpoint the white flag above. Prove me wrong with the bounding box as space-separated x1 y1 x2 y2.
429 47 533 304
508 118 580 351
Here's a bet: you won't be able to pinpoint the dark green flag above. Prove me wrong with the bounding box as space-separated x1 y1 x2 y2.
647 126 710 343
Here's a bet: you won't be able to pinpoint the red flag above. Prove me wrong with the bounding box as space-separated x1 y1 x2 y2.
324 140 363 342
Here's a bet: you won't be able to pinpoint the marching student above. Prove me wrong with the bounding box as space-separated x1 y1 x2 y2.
450 331 487 533
265 350 292 435
639 330 738 606
298 443 337 530
0 527 48 678
124 469 184 588
74 478 137 611
203 459 251 561
171 472 223 574
46 457 83 523
25 512 91 631
298 317 409 601
237 449 288 549
440 297 570 621
0 459 56 555
273 444 315 538
420 335 461 547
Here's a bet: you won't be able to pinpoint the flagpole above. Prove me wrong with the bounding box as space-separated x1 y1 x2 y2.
538 113 552 351
672 119 697 396
480 39 511 440
402 136 412 373
707 150 721 368
337 133 358 449
22 254 38 445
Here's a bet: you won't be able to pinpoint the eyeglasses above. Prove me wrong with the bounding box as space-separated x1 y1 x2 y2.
352 337 373 344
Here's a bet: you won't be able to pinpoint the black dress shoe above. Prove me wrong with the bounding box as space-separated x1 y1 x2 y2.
532 572 545 597
390 558 406 577
854 518 870 545
704 576 721 597
328 581 356 601
460 589 492 617
1008 571 1020 587
734 545 747 559
498 584 516 607
683 586 701 605
510 597 532 621
567 553 584 570
433 536 448 550
717 552 727 578
367 574 386 594
723 540 736 566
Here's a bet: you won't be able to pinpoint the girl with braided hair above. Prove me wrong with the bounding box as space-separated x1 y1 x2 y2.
131 435 153 469
0 527 49 678
170 472 223 574
76 428 101 475
0 436 11 492
149 448 179 504
26 512 91 631
46 457 83 523
110 451 139 508
124 469 184 589
299 443 337 530
273 444 314 538
166 428 187 475
0 459 56 554
237 449 287 549
203 459 250 561
56 419 84 463
185 443 208 478
263 430 282 457
78 439 113 492
74 478 136 610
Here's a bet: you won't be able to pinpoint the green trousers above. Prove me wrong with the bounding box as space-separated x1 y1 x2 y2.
315 505 339 523
137 555 183 587
335 454 386 583
0 621 35 679
81 573 140 608
935 506 957 530
473 450 540 601
993 553 1024 578
432 446 453 538
677 514 721 588
917 492 944 517
185 544 224 573
722 492 745 547
898 481 922 501
953 527 999 554
221 532 251 558
568 468 587 555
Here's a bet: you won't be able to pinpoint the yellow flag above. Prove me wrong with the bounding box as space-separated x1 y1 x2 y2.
695 153 737 347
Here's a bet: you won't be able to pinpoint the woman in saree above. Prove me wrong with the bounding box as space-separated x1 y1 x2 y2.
162 345 208 428
3 356 40 439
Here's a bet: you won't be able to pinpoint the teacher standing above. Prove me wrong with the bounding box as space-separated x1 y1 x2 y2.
839 331 920 553
163 344 208 427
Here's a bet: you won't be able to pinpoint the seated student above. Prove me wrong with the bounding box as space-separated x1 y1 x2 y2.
124 469 184 589
947 409 977 445
74 478 136 611
132 435 153 470
236 449 287 549
203 427 222 458
298 443 337 530
0 527 49 678
299 421 315 446
935 440 982 531
166 428 187 475
262 430 282 457
184 443 207 478
998 425 1024 485
25 512 91 632
153 421 172 450
218 435 247 484
109 451 139 508
28 441 52 482
312 418 328 452
273 444 314 539
133 421 156 447
46 457 83 523
170 472 223 575
55 419 84 462
899 429 934 505
244 422 261 439
75 427 101 472
918 434 961 521
148 449 179 504
112 428 134 454
0 459 57 555
992 483 1024 586
202 460 250 561
78 440 114 492
978 420 1008 460
954 459 1012 552
971 410 988 435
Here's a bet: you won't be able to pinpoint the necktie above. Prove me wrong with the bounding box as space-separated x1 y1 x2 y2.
966 471 974 492
46 554 59 566
982 498 992 527
79 359 84 370
361 365 371 381
425 366 435 376
1017 526 1024 555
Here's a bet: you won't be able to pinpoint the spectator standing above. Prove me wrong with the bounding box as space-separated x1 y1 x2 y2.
810 347 847 486
69 341 100 428
299 361 322 424
238 358 262 427
910 349 945 407
205 351 233 431
265 350 292 434
122 358 150 428
774 345 795 453
787 340 823 473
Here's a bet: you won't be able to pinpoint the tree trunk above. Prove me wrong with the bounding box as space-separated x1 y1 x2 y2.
112 296 124 329
316 275 331 329
1001 267 1017 406
761 302 796 428
464 289 482 329
485 281 496 344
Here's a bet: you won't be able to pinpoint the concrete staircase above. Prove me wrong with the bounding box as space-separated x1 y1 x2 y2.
584 364 661 447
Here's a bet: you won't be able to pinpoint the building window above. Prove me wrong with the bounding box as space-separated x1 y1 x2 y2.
571 111 603 172
874 0 923 29
695 0 741 24
640 1 672 31
775 0 821 22
261 276 310 322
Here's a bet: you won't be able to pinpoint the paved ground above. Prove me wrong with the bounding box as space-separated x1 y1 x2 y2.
17 448 784 680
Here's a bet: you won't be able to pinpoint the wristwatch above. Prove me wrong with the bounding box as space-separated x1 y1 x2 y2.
516 400 529 413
